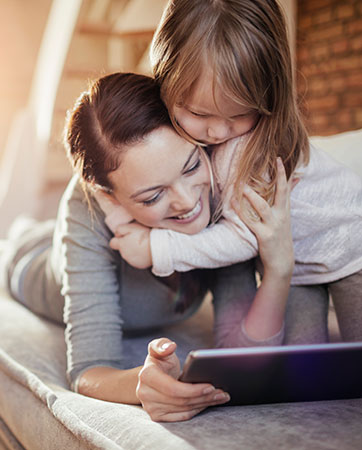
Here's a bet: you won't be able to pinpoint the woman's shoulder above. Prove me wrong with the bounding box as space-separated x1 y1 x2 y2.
57 175 108 232
62 174 86 201
60 175 98 210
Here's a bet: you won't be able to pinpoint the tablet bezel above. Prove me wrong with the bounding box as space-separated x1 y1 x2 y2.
179 342 362 406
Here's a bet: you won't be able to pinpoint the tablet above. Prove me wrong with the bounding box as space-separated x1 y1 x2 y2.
179 342 362 406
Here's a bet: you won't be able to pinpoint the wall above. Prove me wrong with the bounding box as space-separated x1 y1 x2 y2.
0 0 52 160
296 0 362 136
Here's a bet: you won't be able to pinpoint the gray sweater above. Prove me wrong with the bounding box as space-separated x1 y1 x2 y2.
11 176 283 389
49 176 214 386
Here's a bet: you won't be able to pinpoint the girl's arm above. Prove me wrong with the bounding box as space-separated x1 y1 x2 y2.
109 209 259 275
77 338 230 422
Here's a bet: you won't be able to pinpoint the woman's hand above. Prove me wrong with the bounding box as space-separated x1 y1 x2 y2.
136 338 230 422
110 222 152 269
237 158 298 279
232 158 299 341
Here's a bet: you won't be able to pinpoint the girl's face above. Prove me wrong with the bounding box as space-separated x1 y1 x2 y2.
108 126 211 235
173 68 259 145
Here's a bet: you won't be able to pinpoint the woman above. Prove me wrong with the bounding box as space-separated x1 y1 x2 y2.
3 72 294 422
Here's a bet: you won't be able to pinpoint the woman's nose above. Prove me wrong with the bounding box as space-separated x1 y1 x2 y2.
171 183 196 211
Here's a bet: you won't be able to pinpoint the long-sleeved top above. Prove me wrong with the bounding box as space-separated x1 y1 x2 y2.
41 176 284 387
150 136 362 285
49 176 211 386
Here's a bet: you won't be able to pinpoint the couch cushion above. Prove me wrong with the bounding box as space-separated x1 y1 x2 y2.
311 128 362 177
1 288 362 450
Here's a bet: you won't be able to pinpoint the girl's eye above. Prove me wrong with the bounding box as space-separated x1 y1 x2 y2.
190 111 207 117
142 191 163 206
185 157 201 174
232 111 255 119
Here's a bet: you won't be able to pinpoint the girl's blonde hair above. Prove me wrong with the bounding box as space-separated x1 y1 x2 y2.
151 0 309 204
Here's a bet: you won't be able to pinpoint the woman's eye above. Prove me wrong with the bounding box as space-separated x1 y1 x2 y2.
142 192 162 206
185 158 201 174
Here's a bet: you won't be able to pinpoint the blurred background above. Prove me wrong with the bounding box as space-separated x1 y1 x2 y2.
0 0 361 237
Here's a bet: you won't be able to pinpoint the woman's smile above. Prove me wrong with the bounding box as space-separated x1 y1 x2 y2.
108 126 212 235
170 197 202 223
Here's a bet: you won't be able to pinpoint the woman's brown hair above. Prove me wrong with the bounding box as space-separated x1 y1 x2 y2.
151 0 309 205
64 72 172 192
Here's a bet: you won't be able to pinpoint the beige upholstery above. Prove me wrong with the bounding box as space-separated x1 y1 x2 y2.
0 129 361 449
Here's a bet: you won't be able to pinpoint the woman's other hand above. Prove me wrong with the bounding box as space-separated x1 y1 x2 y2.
237 157 298 279
232 158 298 341
136 338 230 422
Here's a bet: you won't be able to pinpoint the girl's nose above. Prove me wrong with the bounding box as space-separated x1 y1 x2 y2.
207 119 230 141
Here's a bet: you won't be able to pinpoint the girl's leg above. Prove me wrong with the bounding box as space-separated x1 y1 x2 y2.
284 285 330 345
4 218 64 324
328 269 362 342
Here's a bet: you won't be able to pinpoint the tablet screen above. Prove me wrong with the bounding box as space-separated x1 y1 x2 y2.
179 342 362 406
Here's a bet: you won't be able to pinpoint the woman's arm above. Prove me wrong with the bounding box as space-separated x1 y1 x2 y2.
78 366 142 404
58 179 229 421
78 338 230 422
54 177 126 385
235 158 297 341
212 159 296 347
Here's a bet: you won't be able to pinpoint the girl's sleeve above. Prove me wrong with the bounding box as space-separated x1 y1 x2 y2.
53 177 125 387
150 208 259 277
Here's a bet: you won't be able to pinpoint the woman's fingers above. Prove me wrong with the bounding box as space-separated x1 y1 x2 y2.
150 407 206 423
139 380 229 409
235 158 298 227
142 393 230 422
274 157 300 208
241 185 271 226
138 378 230 422
138 361 219 400
148 338 177 360
137 337 230 422
274 157 289 209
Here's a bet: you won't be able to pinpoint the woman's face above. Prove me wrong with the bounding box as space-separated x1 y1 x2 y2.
108 126 211 235
173 67 259 145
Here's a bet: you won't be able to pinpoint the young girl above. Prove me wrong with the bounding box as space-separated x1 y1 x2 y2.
3 72 295 422
105 0 362 344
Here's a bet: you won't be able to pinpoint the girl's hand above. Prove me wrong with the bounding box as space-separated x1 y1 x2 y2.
236 158 298 279
110 222 152 269
136 338 230 422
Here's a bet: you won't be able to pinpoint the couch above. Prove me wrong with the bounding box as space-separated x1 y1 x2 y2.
0 129 361 450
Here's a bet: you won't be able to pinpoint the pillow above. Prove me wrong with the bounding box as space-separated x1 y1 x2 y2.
310 129 362 178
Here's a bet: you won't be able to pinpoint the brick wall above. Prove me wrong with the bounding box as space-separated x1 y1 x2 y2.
296 0 362 136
